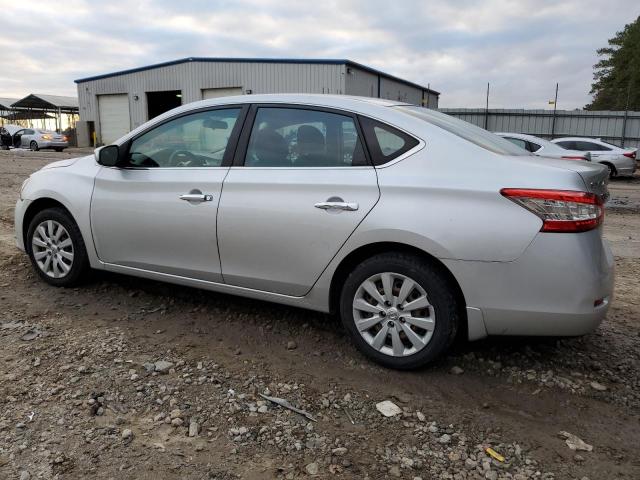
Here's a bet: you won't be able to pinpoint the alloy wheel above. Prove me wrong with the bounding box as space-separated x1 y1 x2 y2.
352 272 436 357
31 220 74 278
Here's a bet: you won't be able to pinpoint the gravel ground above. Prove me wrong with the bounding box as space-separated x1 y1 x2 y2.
0 149 639 479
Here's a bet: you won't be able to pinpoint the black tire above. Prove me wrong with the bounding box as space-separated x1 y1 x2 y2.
603 162 617 178
54 148 64 152
339 252 459 369
30 141 39 151
26 208 89 287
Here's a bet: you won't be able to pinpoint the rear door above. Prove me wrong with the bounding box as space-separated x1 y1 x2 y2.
217 105 380 296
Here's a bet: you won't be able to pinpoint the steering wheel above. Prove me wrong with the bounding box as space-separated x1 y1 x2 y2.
168 150 203 167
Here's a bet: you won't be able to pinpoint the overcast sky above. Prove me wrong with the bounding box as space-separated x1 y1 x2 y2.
2 0 639 108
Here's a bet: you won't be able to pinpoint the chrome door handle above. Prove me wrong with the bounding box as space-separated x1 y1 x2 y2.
314 201 359 211
180 193 213 202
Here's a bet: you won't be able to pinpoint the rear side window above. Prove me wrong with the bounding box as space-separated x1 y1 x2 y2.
504 137 528 150
576 141 611 151
527 141 541 152
359 116 419 165
555 141 576 150
244 107 368 167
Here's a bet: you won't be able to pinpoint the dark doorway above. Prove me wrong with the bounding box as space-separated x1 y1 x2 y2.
147 90 182 120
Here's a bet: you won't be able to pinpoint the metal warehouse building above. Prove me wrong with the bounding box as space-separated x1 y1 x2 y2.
74 57 439 146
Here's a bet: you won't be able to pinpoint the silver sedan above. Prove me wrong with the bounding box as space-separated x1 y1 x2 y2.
14 94 614 369
12 128 68 151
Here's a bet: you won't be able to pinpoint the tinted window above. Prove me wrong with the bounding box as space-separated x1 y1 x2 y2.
245 108 367 167
527 141 542 152
359 117 419 165
504 137 528 150
555 141 576 150
575 141 611 151
396 106 528 155
128 108 241 168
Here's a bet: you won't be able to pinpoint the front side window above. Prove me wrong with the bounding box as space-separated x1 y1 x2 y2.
244 107 367 167
127 108 241 168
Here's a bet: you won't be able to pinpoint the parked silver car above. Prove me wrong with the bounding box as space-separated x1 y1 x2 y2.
496 132 591 161
552 137 637 177
14 95 613 369
11 128 68 151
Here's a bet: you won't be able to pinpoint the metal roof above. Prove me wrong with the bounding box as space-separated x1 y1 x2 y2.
0 97 19 109
12 94 79 110
74 57 440 95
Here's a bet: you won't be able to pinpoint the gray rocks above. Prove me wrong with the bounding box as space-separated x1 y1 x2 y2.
286 340 297 350
121 428 133 442
450 366 465 375
189 419 199 437
154 360 174 373
305 462 319 475
438 433 451 444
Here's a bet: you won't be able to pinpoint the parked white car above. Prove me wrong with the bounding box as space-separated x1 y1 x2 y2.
551 137 637 177
496 132 591 162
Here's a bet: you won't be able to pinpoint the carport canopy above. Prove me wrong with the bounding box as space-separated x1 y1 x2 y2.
1 111 55 121
11 94 79 114
0 97 19 110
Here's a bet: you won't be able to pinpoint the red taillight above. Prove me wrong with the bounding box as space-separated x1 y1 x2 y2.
560 155 589 161
501 188 604 233
623 151 636 159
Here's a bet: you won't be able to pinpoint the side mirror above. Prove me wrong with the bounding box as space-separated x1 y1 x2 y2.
96 145 120 167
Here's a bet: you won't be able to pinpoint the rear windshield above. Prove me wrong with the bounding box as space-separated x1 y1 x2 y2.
395 106 530 155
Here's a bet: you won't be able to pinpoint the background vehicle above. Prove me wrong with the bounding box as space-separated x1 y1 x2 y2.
552 137 637 177
11 128 68 152
14 95 613 370
496 132 591 161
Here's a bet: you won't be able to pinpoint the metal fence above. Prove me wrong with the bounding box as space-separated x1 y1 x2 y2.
440 108 640 148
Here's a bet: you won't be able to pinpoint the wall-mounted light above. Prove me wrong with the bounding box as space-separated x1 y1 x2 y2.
176 93 182 98
133 94 139 101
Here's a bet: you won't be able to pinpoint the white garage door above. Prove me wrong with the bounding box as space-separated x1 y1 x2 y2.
202 87 243 100
98 94 130 145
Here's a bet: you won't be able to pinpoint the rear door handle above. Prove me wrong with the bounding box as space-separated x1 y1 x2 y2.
314 201 359 211
180 193 213 203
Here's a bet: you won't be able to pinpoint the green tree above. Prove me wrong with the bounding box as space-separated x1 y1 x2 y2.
586 16 640 111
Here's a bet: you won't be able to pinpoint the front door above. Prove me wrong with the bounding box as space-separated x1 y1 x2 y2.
91 106 245 282
218 106 380 296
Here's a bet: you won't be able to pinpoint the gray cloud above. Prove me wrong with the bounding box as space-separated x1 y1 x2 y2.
1 0 638 108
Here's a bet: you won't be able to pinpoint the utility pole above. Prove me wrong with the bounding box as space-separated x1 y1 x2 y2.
621 82 631 147
550 83 559 139
484 82 490 130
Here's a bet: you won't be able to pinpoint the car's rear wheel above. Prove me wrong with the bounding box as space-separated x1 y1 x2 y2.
339 252 459 369
26 208 89 286
30 141 39 151
54 147 64 152
602 162 617 178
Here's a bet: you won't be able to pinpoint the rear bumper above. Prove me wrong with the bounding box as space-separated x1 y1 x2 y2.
444 228 614 337
609 156 637 176
39 141 68 149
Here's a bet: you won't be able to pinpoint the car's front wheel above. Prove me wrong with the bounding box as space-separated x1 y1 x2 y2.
27 208 89 286
340 252 459 369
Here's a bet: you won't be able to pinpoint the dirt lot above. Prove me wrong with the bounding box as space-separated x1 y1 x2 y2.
0 148 639 480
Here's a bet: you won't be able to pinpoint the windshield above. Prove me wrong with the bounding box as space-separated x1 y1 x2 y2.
395 106 530 155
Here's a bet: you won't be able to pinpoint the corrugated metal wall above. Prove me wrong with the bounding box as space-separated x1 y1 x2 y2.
441 108 640 148
344 66 439 108
77 61 347 140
